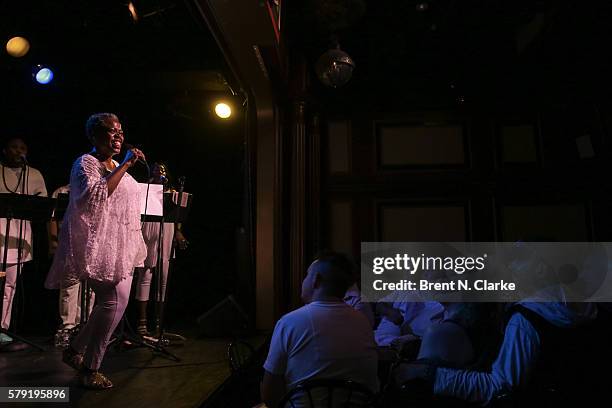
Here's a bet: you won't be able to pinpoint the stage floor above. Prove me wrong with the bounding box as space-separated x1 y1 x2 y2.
0 332 265 408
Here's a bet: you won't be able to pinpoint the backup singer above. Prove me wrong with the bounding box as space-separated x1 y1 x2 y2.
45 113 147 389
48 183 95 348
134 162 188 336
0 137 47 345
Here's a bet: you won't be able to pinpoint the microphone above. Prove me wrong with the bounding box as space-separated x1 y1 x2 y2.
123 143 147 165
178 176 186 193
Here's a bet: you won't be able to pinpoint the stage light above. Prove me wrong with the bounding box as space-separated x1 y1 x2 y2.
416 2 429 12
128 2 139 22
34 66 54 84
6 36 30 58
214 102 232 119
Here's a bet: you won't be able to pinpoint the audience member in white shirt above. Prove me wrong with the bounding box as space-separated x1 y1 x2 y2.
261 252 379 407
374 296 444 349
343 282 375 328
416 303 479 368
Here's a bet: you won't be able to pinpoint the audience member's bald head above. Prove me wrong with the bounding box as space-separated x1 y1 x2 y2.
301 251 355 303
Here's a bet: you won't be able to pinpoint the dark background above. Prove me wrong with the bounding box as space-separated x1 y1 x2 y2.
281 0 612 253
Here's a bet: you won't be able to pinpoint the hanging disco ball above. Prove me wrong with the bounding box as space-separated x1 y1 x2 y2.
315 45 355 88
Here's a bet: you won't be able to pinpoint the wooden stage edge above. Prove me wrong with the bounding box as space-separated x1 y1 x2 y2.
0 332 267 408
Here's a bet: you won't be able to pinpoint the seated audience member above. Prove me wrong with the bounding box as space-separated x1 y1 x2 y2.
374 296 444 349
394 301 597 405
261 252 379 407
416 303 478 368
417 303 503 369
344 281 375 328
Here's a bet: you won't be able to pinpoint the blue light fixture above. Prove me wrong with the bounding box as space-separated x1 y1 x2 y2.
34 65 54 84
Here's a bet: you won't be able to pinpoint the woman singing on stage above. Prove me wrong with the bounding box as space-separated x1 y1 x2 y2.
45 112 147 389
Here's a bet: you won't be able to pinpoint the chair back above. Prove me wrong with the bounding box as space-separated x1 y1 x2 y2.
279 378 375 408
227 340 255 374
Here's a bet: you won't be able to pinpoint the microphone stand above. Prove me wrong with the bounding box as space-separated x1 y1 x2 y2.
148 177 187 349
110 163 179 361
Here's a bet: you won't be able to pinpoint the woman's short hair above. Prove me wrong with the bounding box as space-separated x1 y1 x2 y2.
85 113 118 140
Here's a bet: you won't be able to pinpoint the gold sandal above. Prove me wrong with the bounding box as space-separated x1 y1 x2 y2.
80 371 113 390
62 347 84 371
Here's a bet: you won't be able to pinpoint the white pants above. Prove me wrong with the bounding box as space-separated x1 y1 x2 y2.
134 260 169 302
1 264 18 330
72 275 133 370
59 281 95 329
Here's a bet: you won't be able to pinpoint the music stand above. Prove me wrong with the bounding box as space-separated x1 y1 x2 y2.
138 190 192 361
0 194 55 351
163 190 192 224
54 192 69 220
156 190 191 339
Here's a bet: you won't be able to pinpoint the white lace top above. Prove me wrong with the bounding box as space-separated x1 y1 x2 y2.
45 154 146 289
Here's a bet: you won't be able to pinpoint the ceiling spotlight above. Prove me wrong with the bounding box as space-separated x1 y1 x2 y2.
214 102 232 119
416 2 429 12
127 2 139 22
34 65 54 84
6 36 30 58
